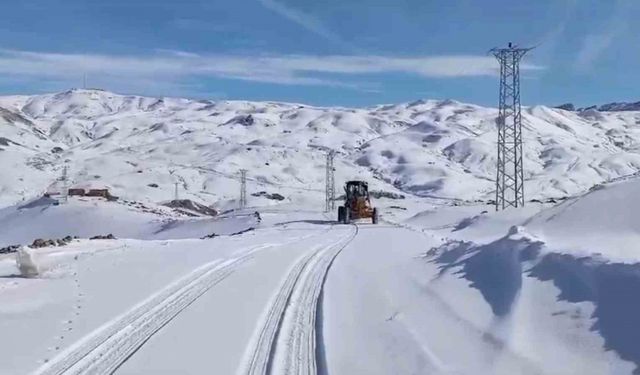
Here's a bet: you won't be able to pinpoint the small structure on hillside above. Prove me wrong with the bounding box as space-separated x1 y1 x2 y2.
65 187 118 201
86 189 109 198
68 188 86 196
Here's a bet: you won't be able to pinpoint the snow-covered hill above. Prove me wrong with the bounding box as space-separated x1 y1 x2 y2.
3 88 640 374
2 88 640 208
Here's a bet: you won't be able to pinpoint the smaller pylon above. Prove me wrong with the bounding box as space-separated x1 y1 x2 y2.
174 182 179 201
239 169 248 209
60 165 69 204
325 151 336 212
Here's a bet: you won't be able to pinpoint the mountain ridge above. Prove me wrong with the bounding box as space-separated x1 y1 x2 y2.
555 101 640 112
1 89 640 208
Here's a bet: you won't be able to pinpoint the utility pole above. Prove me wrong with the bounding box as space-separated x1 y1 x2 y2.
490 42 532 211
239 169 247 209
60 165 69 204
174 182 179 201
325 150 336 212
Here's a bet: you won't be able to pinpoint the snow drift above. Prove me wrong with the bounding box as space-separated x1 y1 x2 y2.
426 176 640 373
524 176 640 262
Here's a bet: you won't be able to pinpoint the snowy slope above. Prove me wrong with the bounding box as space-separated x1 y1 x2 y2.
2 89 640 208
408 175 640 374
524 176 640 262
0 196 259 247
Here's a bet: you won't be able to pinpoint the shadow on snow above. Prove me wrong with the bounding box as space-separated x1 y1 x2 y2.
428 232 640 373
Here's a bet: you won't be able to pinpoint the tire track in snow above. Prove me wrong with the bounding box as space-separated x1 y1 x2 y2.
241 224 358 375
242 243 330 375
33 232 314 375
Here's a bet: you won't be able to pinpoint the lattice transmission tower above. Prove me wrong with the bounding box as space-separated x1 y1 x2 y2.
325 150 335 212
60 165 69 204
239 169 248 209
490 42 532 211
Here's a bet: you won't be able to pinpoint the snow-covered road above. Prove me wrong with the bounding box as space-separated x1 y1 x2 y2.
17 212 459 375
113 219 360 375
3 208 633 374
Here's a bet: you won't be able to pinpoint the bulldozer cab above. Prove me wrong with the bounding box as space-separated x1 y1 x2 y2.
345 181 369 200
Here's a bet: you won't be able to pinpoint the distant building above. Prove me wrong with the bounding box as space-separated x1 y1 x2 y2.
86 189 109 198
64 187 119 201
68 188 86 196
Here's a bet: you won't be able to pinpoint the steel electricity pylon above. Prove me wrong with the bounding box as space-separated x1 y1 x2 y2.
490 42 532 211
325 150 335 212
60 165 69 204
239 169 248 209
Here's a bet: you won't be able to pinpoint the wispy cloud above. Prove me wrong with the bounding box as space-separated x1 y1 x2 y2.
575 32 618 71
532 0 579 58
0 49 543 96
574 0 632 72
266 55 544 77
256 0 357 52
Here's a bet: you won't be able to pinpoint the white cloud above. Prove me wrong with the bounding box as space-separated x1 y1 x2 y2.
256 0 358 52
268 55 539 77
0 49 543 96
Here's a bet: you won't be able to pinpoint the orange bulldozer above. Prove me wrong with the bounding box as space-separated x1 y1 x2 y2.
337 181 378 224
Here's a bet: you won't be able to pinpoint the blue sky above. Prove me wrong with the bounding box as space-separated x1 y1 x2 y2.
0 0 638 107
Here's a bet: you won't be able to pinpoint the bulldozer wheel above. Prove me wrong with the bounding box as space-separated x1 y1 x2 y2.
372 208 378 224
344 207 350 224
338 206 345 224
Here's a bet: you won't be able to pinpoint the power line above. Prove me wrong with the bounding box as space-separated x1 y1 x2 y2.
325 150 336 212
490 42 532 211
174 163 324 193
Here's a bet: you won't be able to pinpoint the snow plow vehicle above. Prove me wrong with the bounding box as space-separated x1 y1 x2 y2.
337 181 378 224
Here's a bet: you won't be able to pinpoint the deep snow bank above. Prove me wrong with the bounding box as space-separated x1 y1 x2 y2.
418 177 640 373
428 226 640 373
0 197 258 247
524 177 640 262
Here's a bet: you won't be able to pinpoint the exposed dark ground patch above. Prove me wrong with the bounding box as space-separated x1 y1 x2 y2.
452 214 482 231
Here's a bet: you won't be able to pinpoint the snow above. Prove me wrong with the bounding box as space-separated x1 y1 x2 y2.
424 229 636 374
524 178 640 262
408 174 640 374
0 197 258 247
2 89 640 209
1 89 640 374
